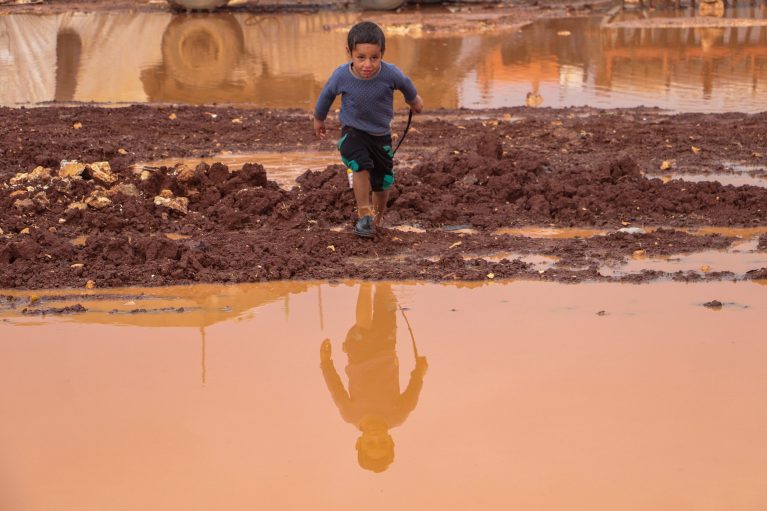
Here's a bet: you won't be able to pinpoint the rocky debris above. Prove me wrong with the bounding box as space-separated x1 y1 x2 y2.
154 189 189 215
84 161 117 186
13 198 35 212
107 183 140 198
9 166 52 185
174 163 198 184
59 160 87 179
2 104 767 289
84 188 113 209
32 191 49 209
67 202 87 211
21 304 87 315
703 300 723 309
745 268 767 279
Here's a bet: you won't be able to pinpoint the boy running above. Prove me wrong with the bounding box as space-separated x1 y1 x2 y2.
313 21 424 238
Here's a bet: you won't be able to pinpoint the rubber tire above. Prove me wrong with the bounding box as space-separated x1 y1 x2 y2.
358 0 406 10
161 14 244 88
168 0 229 11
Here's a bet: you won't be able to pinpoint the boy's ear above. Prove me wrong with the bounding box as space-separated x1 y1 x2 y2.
346 45 352 57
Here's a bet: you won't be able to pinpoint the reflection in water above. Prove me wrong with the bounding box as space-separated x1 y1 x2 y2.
3 281 767 509
54 29 81 102
1 10 767 110
320 283 427 472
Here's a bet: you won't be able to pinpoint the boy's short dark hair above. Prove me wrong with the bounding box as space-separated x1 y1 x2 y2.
347 21 386 53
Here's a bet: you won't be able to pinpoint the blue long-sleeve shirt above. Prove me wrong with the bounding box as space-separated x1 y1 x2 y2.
314 61 418 136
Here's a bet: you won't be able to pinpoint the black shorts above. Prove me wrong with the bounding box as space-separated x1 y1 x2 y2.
337 126 394 192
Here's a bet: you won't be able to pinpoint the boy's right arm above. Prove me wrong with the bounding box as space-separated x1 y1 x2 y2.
313 72 339 140
313 117 327 140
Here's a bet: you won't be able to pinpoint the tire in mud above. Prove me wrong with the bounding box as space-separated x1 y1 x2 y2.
168 0 230 11
161 14 244 88
357 0 406 10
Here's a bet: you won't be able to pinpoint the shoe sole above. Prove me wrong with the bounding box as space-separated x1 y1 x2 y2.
354 228 375 238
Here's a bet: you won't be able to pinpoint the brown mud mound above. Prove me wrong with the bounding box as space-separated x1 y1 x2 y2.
1 105 766 288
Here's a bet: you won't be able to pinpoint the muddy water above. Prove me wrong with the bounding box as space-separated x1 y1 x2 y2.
2 280 767 510
2 7 766 111
134 151 339 188
602 238 765 276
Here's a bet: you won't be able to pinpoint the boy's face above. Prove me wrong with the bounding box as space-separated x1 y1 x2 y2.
347 43 383 79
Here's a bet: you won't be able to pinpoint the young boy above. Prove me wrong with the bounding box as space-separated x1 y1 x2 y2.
313 21 424 238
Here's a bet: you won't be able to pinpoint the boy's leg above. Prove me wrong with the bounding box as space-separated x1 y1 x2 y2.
369 134 395 228
338 128 376 237
353 170 373 218
372 190 389 227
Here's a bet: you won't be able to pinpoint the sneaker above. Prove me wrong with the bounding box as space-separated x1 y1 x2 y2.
354 215 376 238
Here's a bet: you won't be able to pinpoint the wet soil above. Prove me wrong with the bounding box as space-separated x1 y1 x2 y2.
1 104 766 288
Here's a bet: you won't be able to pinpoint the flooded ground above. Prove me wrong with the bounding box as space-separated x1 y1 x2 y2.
133 151 339 188
2 280 767 510
1 4 766 111
1 0 767 507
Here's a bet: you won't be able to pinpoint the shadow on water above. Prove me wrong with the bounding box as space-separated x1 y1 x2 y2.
1 6 766 110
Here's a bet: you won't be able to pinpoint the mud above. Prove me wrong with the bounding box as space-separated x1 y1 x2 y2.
2 104 767 288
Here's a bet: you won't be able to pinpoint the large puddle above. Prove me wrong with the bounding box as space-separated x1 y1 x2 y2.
2 280 767 509
1 6 766 111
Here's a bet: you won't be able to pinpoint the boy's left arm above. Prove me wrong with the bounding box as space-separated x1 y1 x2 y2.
406 94 424 114
392 66 423 114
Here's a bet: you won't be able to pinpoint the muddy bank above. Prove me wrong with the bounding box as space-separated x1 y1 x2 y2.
1 104 766 288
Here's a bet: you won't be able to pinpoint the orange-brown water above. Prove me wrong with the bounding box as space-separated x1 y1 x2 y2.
2 8 766 111
133 151 340 188
2 280 767 510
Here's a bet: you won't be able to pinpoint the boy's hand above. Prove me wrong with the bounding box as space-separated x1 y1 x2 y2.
407 95 424 114
320 338 332 362
414 356 428 375
313 118 327 140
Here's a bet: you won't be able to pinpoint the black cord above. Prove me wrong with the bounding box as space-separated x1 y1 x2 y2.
393 109 413 155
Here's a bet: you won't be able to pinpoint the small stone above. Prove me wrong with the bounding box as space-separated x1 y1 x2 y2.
59 218 66 224
231 118 243 124
108 183 140 198
486 273 495 279
29 166 51 181
59 161 87 178
20 227 30 235
70 263 84 269
73 122 82 129
32 191 49 209
660 160 672 171
327 245 335 252
85 280 95 289
67 202 87 211
13 198 35 211
9 190 28 199
168 113 177 120
159 189 174 198
9 173 30 185
117 148 128 155
154 195 189 215
703 300 723 310
84 195 113 209
175 164 197 183
87 162 117 186
140 170 151 181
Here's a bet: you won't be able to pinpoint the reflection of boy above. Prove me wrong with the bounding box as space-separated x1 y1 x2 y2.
319 283 428 473
313 21 424 238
